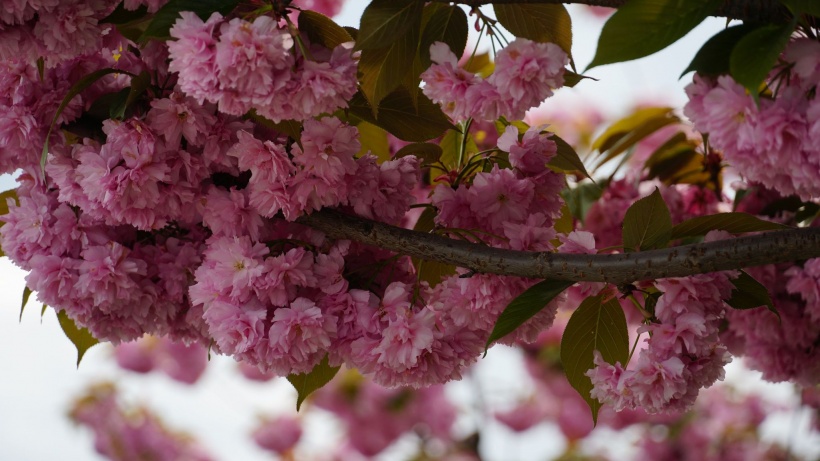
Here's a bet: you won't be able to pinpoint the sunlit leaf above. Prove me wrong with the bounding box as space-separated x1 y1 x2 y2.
462 52 494 77
56 309 100 367
140 0 239 41
419 5 468 68
670 212 789 239
439 128 477 171
356 121 391 163
591 107 679 170
0 188 18 217
729 21 796 100
727 270 780 322
554 202 574 235
485 279 574 352
561 295 629 424
287 355 341 411
298 10 353 49
587 0 722 70
355 0 424 51
622 187 672 252
493 4 573 57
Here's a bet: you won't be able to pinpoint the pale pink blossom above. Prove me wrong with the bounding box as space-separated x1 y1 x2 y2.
253 416 302 454
489 39 567 120
267 297 337 374
168 12 223 104
203 297 267 355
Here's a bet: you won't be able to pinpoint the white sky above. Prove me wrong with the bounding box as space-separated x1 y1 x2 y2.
1 4 818 461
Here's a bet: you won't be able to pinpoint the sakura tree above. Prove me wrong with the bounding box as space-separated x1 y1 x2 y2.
1 0 819 458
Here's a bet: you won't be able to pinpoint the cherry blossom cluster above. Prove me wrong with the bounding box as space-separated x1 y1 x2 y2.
722 262 820 387
70 383 214 461
228 117 418 223
421 39 568 122
168 11 357 122
587 232 737 414
0 0 122 65
685 38 820 200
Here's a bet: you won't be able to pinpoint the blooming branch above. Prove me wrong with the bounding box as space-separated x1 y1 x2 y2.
300 209 820 285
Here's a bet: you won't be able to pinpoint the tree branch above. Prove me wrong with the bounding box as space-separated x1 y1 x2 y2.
438 0 791 23
299 209 820 285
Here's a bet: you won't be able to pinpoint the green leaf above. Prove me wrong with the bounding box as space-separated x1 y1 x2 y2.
359 16 421 111
548 134 591 179
439 128 477 171
0 188 18 219
287 355 341 411
348 89 455 142
729 21 796 99
561 295 629 424
493 4 573 57
298 10 354 49
554 202 574 235
42 68 136 172
562 182 603 224
622 187 672 252
485 279 574 352
394 142 443 164
140 0 238 41
587 0 722 70
56 309 100 367
727 270 780 321
681 23 759 77
419 5 468 68
563 70 597 88
780 0 820 17
356 121 391 163
462 52 494 76
591 107 679 170
110 71 151 120
19 286 32 322
355 0 424 51
670 212 789 239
